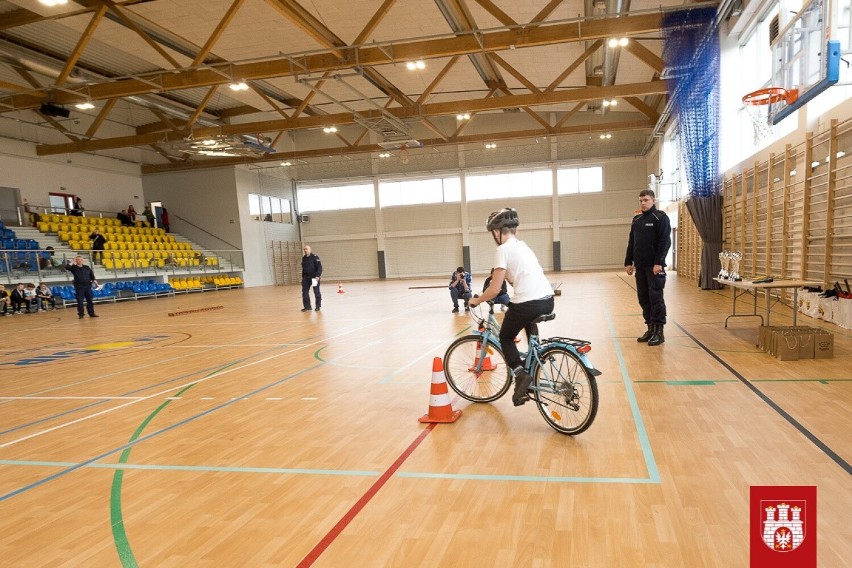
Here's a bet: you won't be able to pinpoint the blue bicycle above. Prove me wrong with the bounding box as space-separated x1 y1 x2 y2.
443 301 600 435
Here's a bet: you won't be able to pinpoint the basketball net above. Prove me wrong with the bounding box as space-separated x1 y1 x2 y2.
745 104 773 145
399 144 409 165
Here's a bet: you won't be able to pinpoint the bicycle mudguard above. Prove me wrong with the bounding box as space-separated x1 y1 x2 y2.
542 339 602 376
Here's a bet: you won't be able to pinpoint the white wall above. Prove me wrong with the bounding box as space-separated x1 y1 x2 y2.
0 137 143 218
234 168 299 287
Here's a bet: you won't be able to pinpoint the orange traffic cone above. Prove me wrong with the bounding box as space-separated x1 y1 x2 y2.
419 357 462 423
337 281 345 294
468 341 497 372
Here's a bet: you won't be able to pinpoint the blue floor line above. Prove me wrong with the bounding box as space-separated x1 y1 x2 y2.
605 307 660 483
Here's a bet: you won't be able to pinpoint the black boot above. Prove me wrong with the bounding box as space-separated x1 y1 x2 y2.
637 324 653 343
648 323 665 346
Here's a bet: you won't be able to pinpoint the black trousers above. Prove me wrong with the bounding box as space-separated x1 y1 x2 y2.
499 296 554 369
635 267 667 325
75 286 95 316
301 276 321 309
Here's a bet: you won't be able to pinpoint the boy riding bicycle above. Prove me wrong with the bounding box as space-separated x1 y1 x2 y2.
469 208 554 406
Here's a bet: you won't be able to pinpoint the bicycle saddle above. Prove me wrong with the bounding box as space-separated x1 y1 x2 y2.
532 313 556 324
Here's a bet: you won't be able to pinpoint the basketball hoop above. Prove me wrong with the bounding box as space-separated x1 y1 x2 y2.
399 144 410 165
741 87 797 145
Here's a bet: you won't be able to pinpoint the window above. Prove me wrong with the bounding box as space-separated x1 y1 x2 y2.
465 169 552 201
248 193 291 223
379 176 461 207
297 183 375 212
556 166 603 194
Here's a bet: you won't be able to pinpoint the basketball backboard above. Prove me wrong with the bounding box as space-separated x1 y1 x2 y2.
767 0 844 124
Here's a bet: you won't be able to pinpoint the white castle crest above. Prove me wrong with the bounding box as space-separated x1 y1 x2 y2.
762 502 805 552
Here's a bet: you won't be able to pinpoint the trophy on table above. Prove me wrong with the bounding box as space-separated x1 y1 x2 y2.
728 251 742 281
718 251 730 280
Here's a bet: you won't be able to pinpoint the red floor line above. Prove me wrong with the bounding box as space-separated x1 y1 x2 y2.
296 422 437 567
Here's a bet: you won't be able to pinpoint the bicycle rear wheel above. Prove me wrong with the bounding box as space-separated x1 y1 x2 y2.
532 346 598 435
443 335 511 403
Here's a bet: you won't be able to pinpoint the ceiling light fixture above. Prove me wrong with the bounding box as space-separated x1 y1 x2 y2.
599 133 612 139
608 38 629 48
484 142 496 149
379 152 391 158
601 99 618 107
323 126 338 133
75 101 95 110
170 134 274 158
229 81 249 91
280 161 292 167
39 0 68 6
406 60 425 70
456 112 471 120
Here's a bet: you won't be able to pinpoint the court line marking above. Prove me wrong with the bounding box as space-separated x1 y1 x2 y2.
296 423 437 568
605 306 661 483
0 310 414 501
674 321 852 476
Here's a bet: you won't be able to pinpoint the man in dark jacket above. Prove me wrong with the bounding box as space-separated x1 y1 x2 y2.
89 229 106 264
301 245 323 312
65 255 99 318
625 189 671 346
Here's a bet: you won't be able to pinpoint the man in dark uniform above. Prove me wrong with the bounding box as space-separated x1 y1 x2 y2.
65 255 99 318
625 189 671 346
89 229 106 264
301 245 323 312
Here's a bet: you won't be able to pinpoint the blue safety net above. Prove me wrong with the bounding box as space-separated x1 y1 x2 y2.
661 8 721 198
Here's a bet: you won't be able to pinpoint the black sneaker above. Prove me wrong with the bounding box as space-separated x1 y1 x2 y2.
301 308 311 312
89 314 99 318
78 314 85 319
315 307 321 311
512 370 533 406
464 306 470 312
451 307 459 313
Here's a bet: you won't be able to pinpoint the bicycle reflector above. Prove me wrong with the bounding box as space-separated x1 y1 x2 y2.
577 344 591 353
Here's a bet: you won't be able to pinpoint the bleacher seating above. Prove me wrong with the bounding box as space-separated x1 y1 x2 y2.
0 220 48 272
36 213 216 270
170 275 242 292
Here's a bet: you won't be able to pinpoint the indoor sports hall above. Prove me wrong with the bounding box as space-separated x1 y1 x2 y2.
0 1 850 566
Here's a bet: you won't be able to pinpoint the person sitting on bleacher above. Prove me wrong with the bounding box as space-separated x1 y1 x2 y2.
117 210 134 227
0 285 9 316
10 283 32 314
35 283 56 311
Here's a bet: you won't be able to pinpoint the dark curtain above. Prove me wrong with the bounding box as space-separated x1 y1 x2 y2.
686 195 723 290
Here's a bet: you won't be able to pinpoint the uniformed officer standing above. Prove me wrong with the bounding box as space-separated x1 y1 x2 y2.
624 189 671 346
301 245 323 312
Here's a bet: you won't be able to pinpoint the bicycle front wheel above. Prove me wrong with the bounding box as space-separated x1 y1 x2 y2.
532 346 599 435
443 335 512 403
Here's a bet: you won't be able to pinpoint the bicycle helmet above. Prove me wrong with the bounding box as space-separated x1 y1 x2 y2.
486 208 519 231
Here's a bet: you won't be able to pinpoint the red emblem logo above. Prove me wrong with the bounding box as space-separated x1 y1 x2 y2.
750 486 816 567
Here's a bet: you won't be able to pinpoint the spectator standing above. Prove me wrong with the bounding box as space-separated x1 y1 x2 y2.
300 245 322 312
65 256 99 318
142 205 155 227
624 189 672 346
89 229 106 264
36 283 56 311
70 197 84 216
161 207 170 232
449 266 472 313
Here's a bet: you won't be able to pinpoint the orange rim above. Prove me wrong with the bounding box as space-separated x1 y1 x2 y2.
742 87 798 106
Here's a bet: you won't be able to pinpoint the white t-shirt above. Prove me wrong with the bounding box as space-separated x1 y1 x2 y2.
493 236 553 303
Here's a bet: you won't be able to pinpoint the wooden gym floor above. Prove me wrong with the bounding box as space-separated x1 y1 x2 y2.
0 272 849 567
